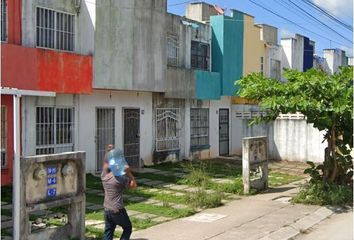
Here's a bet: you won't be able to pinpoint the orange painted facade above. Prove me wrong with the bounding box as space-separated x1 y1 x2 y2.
1 44 93 94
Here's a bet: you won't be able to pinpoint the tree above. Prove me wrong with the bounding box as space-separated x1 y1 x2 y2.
236 66 353 185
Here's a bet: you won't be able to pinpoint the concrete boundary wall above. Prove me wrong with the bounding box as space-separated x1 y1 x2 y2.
231 105 326 163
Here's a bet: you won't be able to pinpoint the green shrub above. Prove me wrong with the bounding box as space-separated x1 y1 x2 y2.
186 190 222 208
180 163 211 187
292 181 353 206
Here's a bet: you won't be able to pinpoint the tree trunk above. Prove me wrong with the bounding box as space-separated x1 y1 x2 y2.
329 124 337 182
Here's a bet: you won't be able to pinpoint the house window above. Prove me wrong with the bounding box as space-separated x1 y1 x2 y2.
36 107 74 155
190 108 209 149
36 7 75 51
270 59 281 80
1 0 7 42
260 57 264 75
1 106 7 167
167 35 178 66
156 108 180 151
191 41 210 70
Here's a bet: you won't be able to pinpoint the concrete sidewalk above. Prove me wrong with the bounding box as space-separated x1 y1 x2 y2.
130 182 342 240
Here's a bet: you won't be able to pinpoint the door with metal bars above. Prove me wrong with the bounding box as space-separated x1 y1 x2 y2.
219 109 229 156
96 108 115 171
123 109 140 168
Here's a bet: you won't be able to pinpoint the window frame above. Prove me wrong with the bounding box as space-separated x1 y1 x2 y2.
190 108 210 150
36 6 75 52
1 105 7 168
191 41 210 70
167 35 179 67
155 108 180 152
260 56 264 75
1 0 7 42
35 106 75 155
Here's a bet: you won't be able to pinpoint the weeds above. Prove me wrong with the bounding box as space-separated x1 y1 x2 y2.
292 181 353 206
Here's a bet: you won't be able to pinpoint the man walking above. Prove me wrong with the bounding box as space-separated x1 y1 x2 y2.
101 147 137 240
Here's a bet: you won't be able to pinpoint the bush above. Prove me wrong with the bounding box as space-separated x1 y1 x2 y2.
292 181 353 206
180 163 211 187
186 189 222 208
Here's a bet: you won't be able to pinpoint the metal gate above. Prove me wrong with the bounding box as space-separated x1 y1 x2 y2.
124 109 140 168
96 108 115 171
219 109 229 156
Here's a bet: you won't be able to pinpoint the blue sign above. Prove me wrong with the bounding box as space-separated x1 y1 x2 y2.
47 188 57 197
47 167 57 175
47 177 57 185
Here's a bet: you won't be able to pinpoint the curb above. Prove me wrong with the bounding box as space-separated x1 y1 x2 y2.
259 206 335 240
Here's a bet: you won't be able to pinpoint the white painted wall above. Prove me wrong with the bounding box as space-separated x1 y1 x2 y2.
281 35 304 72
21 94 78 156
184 96 231 160
231 104 326 163
78 90 153 172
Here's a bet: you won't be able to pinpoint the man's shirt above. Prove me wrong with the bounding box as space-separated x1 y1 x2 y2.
101 171 129 211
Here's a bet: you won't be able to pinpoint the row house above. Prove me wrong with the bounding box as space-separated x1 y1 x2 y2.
4 0 348 184
1 0 94 185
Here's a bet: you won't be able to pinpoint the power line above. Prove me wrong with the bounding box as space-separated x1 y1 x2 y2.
168 0 197 7
300 0 353 31
283 0 352 43
247 0 352 49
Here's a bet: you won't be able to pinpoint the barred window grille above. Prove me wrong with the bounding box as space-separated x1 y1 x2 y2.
156 108 180 152
167 35 178 66
270 59 281 80
36 107 74 155
36 7 75 51
1 106 7 167
191 41 210 70
190 108 209 148
1 0 7 42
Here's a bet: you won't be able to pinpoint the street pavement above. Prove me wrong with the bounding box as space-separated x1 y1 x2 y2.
130 181 351 240
295 210 353 240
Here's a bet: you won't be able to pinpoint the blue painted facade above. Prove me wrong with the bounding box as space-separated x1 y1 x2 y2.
303 37 314 71
195 70 221 100
210 10 244 96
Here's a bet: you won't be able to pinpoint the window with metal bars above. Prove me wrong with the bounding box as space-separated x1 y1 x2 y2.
191 41 210 70
260 56 264 75
167 35 178 66
1 0 7 42
36 107 74 155
36 7 75 51
156 108 180 152
190 108 209 149
1 106 7 167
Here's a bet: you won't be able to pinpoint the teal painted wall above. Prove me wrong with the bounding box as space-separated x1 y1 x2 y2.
211 11 244 96
195 70 221 100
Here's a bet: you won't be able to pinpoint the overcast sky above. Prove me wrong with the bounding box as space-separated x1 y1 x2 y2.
167 0 353 57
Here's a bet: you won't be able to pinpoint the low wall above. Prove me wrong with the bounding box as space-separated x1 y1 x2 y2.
231 105 326 163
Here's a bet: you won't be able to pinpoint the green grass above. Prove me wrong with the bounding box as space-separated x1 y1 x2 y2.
1 185 12 203
130 217 158 230
127 187 187 204
127 203 195 218
86 211 104 221
86 174 103 190
1 208 12 216
135 172 180 183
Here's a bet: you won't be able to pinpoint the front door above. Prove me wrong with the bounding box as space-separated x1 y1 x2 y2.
96 108 115 171
123 109 140 168
219 109 229 156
